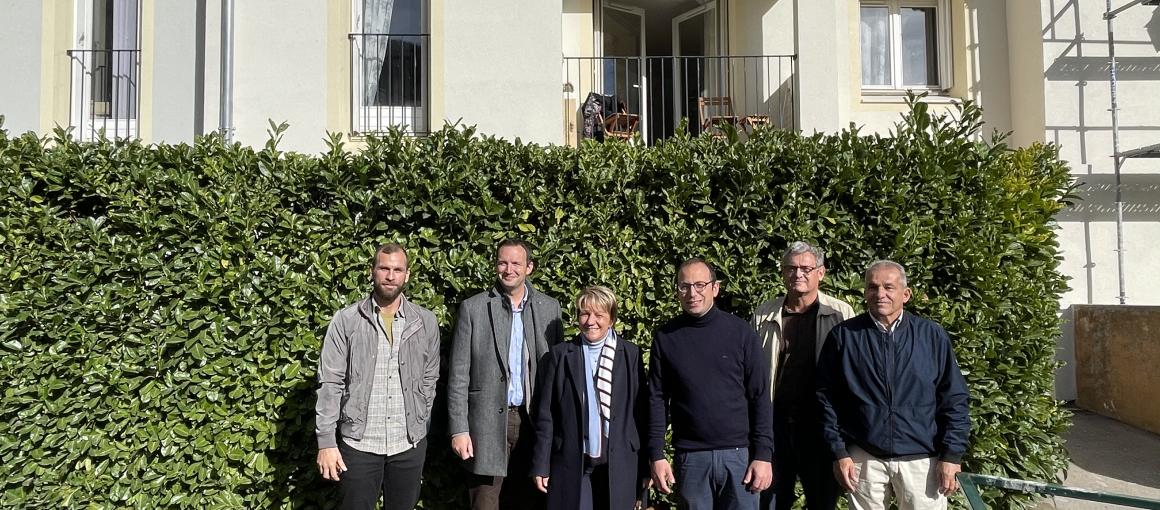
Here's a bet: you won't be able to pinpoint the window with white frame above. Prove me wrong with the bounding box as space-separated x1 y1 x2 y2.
351 0 429 134
70 0 141 141
859 0 952 92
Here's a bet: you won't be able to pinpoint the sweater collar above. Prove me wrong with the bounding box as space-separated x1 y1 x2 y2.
683 305 720 326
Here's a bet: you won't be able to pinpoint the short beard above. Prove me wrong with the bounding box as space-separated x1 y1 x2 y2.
373 283 405 304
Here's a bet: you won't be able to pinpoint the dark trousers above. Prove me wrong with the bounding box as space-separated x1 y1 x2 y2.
338 437 428 510
760 419 839 510
579 460 611 510
468 406 544 510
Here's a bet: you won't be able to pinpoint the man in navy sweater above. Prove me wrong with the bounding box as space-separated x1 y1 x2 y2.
816 260 970 510
648 258 774 510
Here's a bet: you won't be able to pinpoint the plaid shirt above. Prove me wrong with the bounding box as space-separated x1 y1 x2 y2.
342 303 415 456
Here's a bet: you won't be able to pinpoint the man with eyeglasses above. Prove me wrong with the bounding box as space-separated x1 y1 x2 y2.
816 260 970 510
647 257 773 510
751 242 854 510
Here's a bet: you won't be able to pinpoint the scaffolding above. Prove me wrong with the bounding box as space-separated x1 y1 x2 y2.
1102 0 1159 305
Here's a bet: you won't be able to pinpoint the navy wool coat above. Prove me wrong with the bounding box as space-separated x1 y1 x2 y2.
531 333 649 510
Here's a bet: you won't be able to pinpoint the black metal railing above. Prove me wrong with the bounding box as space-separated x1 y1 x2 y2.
68 49 141 141
349 33 430 135
562 55 796 145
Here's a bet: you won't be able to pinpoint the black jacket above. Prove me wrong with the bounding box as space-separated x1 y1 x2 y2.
531 333 649 510
817 312 970 463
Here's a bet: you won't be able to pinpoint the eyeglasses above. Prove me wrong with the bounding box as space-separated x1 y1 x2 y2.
782 265 820 276
676 281 716 294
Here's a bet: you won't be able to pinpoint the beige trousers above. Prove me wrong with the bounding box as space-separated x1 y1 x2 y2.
846 446 946 510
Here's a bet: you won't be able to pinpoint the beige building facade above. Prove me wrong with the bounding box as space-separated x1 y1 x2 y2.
2 1 1159 399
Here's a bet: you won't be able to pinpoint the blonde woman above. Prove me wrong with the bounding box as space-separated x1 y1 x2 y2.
531 286 649 510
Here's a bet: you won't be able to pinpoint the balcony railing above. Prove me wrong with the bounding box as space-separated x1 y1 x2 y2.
68 49 141 141
563 55 796 145
350 33 430 136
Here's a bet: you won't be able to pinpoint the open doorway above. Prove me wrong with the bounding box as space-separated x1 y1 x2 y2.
594 0 728 140
567 0 794 145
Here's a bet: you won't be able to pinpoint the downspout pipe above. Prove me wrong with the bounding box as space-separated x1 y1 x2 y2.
219 0 234 143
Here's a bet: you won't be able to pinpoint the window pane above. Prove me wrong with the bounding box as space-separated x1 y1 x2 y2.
360 0 426 107
901 6 938 86
361 0 422 34
90 0 139 119
860 6 891 86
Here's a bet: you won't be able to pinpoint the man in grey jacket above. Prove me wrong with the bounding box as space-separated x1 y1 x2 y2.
315 243 441 510
447 238 564 510
752 241 855 510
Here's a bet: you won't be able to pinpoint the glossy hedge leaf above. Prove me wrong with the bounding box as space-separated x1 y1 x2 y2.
0 101 1072 509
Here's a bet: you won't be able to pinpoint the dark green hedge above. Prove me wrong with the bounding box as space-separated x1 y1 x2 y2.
0 101 1072 509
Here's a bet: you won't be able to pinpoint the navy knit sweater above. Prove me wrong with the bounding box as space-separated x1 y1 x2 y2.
647 306 774 462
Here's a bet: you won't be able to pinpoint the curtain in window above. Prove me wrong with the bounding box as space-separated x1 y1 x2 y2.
91 0 138 119
361 0 396 107
860 6 890 86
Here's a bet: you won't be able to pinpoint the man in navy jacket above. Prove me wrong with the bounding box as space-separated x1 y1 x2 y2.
816 260 970 510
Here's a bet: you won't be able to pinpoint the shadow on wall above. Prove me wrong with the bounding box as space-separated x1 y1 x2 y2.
1149 7 1160 52
1046 56 1160 81
1057 173 1160 221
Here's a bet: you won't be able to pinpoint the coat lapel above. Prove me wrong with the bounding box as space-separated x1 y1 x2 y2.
565 339 586 411
610 337 631 423
489 291 512 373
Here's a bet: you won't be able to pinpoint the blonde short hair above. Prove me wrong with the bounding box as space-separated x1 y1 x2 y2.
575 285 618 322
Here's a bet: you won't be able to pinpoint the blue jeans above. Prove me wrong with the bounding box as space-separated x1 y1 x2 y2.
674 447 759 510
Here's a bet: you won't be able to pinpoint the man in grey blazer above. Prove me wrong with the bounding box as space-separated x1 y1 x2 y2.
447 239 565 510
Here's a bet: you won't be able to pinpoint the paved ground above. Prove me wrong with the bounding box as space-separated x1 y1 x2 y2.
1033 409 1160 509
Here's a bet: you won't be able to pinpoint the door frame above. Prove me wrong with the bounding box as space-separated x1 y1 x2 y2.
599 2 649 141
671 1 719 121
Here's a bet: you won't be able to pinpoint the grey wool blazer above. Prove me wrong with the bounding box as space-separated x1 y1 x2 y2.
447 283 564 476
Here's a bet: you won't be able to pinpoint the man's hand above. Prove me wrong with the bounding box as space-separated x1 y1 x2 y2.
833 457 858 492
317 447 347 481
534 475 550 493
937 461 961 495
742 460 773 493
650 459 676 494
451 434 474 460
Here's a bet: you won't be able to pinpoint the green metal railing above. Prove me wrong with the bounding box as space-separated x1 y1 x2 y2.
958 472 1160 509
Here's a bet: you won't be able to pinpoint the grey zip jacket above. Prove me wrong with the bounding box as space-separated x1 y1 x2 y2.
315 294 441 449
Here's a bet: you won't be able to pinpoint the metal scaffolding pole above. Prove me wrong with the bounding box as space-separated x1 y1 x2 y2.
1104 0 1127 305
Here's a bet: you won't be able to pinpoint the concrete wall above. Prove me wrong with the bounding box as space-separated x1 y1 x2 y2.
795 0 850 133
231 1 331 152
1042 1 1160 400
732 0 793 57
562 0 594 58
0 3 43 136
442 0 563 145
1074 305 1160 435
150 0 203 143
1006 0 1046 148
